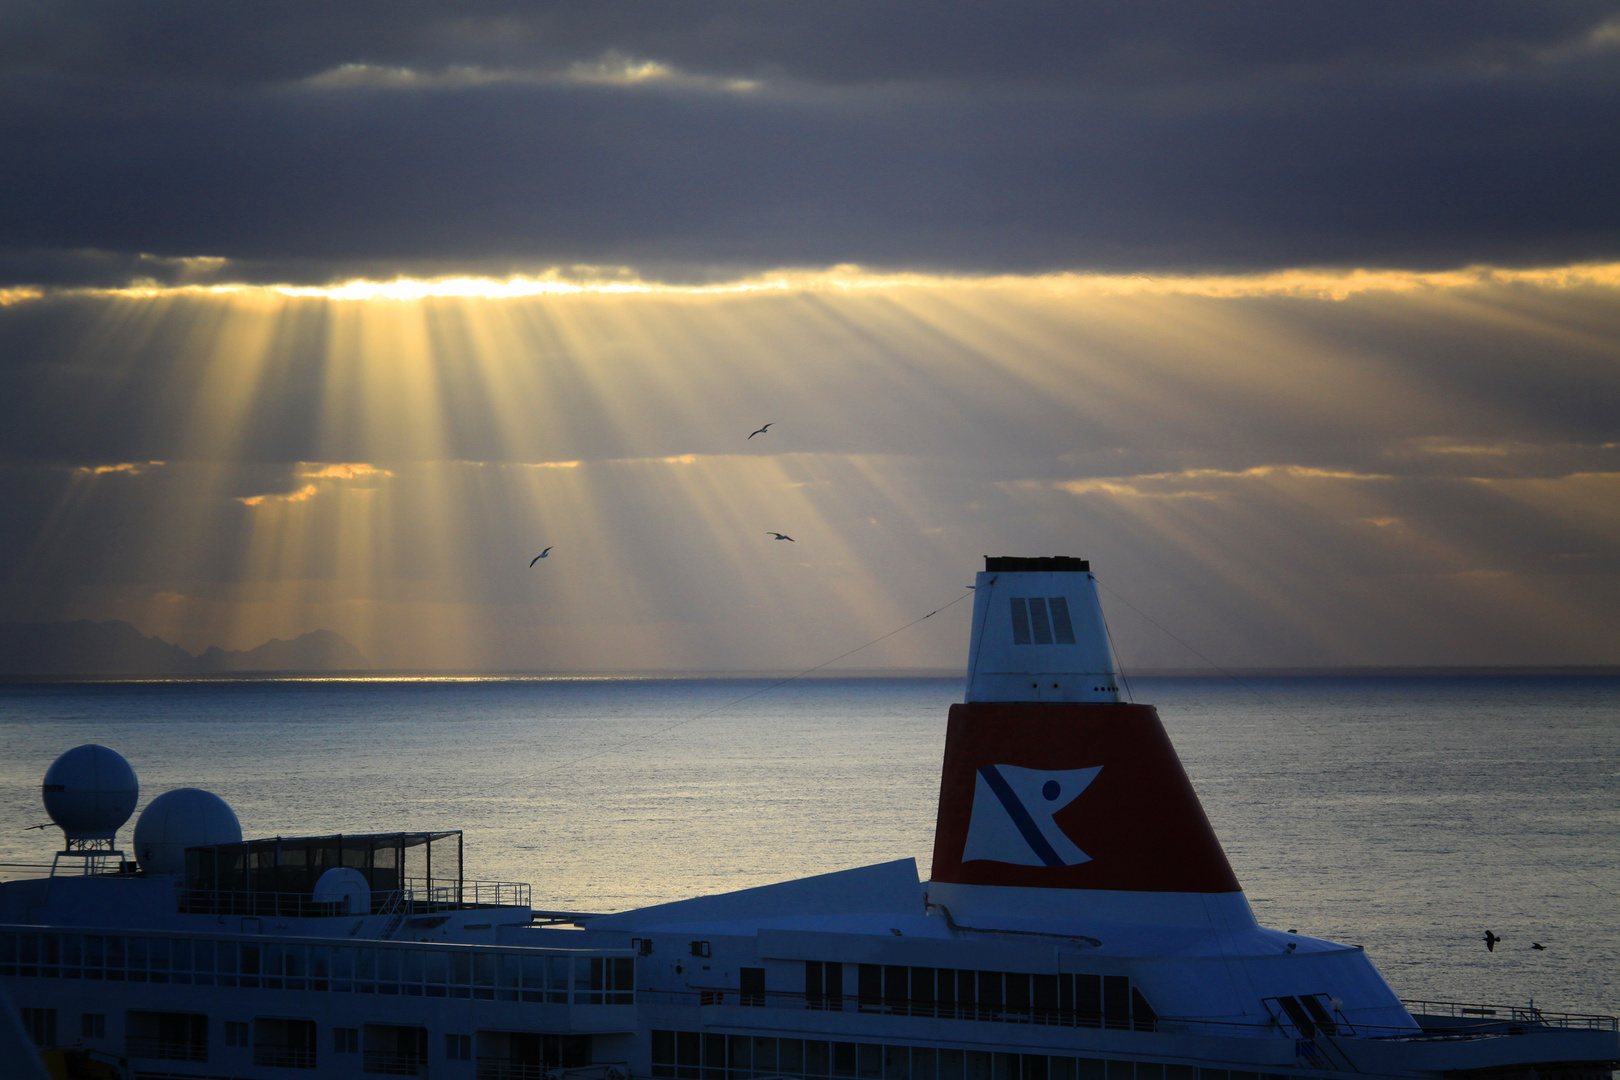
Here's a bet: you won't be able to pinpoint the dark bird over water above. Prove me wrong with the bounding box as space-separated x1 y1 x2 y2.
529 547 553 566
1532 942 1547 951
1484 930 1501 952
768 532 794 541
748 423 774 439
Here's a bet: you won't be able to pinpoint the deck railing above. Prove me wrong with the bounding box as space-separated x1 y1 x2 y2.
125 1036 207 1061
363 1048 427 1075
664 987 1618 1041
175 877 530 918
1403 999 1619 1032
255 1045 319 1068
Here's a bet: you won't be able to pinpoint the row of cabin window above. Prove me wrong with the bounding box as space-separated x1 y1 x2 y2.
0 930 631 1003
802 963 1156 1030
652 1032 1303 1080
16 1006 586 1070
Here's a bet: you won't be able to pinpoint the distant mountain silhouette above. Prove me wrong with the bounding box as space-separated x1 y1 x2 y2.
0 620 370 675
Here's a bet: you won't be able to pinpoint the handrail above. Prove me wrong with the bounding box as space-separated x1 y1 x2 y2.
664 986 1619 1040
1403 999 1618 1032
175 877 530 918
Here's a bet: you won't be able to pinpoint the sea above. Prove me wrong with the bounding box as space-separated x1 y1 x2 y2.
1 674 1616 1015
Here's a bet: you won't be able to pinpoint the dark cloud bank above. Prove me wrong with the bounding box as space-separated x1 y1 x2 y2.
3 1 1619 285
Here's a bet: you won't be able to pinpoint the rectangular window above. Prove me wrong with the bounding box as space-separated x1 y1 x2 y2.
1074 974 1102 1026
81 1013 106 1039
335 1028 360 1054
1048 597 1076 643
653 1031 676 1079
225 1021 250 1047
20 1008 55 1048
127 1010 207 1062
1009 598 1032 644
1004 972 1031 1020
445 1034 472 1061
1028 598 1054 644
780 1039 805 1075
753 1036 777 1073
673 1031 700 1080
910 967 936 1017
978 971 1004 1017
937 969 958 1017
740 967 766 1007
1032 973 1059 1023
255 1017 317 1069
857 964 882 1013
884 965 909 1014
704 1033 725 1080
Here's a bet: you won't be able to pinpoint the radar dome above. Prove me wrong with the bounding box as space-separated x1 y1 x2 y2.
133 788 243 875
42 744 138 840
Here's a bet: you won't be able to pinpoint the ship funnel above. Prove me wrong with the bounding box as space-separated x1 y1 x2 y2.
930 557 1246 925
966 556 1121 703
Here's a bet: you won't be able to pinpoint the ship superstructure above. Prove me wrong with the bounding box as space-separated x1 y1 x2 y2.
2 557 1616 1080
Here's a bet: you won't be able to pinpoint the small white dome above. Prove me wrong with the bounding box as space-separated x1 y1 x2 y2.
133 788 242 875
42 744 138 840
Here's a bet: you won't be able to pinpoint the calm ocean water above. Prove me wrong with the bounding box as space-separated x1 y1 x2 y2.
1 675 1615 1014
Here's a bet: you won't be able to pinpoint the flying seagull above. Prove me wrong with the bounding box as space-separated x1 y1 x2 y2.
768 532 795 541
529 547 553 566
1484 930 1501 952
748 423 774 439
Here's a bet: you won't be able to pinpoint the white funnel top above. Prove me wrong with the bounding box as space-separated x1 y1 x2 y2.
964 557 1122 703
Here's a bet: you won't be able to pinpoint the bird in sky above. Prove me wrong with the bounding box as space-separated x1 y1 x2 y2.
529 547 553 566
1532 942 1547 951
1484 930 1501 952
748 422 774 439
768 532 795 541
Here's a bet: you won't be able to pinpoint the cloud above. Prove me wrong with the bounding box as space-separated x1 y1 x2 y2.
237 462 391 504
74 461 164 476
2 5 1618 284
300 52 758 94
298 462 391 480
238 483 318 507
9 261 1620 304
1054 465 1396 501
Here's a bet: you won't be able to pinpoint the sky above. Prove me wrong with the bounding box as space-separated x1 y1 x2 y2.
1 2 1618 671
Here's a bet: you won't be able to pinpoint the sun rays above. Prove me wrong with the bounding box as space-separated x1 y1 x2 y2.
2 262 1617 669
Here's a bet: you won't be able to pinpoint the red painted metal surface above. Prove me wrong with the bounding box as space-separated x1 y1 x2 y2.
930 702 1242 893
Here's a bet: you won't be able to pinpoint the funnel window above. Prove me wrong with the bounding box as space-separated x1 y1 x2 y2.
1010 597 1076 645
1009 599 1031 644
1028 599 1055 644
1048 598 1076 644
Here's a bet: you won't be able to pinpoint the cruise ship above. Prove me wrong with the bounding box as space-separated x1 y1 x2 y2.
2 556 1616 1080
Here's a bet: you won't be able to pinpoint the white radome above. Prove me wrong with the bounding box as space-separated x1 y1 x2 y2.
41 743 139 841
133 788 243 875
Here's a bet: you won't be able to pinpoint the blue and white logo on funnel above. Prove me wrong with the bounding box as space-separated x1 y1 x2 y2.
962 764 1101 867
